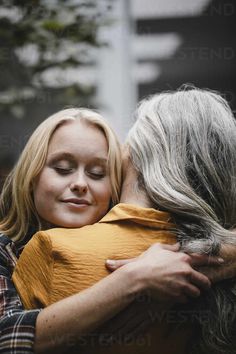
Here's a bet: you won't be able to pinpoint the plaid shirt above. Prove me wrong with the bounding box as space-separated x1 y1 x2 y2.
0 234 40 353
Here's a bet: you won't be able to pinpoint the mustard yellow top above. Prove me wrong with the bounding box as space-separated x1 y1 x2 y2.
12 204 192 354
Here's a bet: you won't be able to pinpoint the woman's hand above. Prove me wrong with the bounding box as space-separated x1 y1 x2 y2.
106 243 213 303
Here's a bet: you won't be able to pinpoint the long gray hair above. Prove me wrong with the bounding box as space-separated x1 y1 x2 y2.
127 86 236 353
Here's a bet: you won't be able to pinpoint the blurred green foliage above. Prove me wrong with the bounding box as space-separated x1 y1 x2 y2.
0 0 113 119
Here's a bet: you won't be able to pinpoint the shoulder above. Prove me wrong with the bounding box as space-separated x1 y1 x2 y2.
27 230 52 248
20 231 53 262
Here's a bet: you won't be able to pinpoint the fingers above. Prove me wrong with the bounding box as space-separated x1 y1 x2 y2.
201 264 236 283
173 273 209 303
154 242 180 252
183 284 201 298
141 242 180 254
105 242 180 271
189 269 211 290
105 257 137 271
220 244 236 260
189 253 224 267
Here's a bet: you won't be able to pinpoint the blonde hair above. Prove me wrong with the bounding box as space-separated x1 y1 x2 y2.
0 108 122 242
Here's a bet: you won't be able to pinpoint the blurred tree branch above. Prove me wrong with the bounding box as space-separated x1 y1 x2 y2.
0 0 113 118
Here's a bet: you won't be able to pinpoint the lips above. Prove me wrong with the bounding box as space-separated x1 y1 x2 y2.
62 198 91 205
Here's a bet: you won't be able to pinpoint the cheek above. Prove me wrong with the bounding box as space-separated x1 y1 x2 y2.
34 178 51 201
34 169 67 197
96 180 112 205
33 177 63 221
33 172 59 209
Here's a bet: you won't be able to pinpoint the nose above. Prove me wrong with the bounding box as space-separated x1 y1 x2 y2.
70 172 88 194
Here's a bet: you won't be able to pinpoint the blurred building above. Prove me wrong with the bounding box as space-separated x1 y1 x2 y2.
0 0 235 180
97 0 236 140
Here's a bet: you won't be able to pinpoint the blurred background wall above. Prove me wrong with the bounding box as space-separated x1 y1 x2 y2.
0 0 236 187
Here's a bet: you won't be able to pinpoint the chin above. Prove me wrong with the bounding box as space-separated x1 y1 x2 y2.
51 213 99 229
57 219 92 229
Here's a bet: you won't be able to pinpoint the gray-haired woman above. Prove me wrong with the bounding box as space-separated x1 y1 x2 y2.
108 86 236 354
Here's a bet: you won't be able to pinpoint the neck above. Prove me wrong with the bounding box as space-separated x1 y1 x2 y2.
120 163 153 208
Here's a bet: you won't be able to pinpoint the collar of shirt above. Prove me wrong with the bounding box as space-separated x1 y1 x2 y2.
99 203 175 229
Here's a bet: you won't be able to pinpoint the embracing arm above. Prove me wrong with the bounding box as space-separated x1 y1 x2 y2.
3 236 211 354
35 263 142 353
1 234 143 354
34 243 211 353
0 234 141 354
106 242 236 287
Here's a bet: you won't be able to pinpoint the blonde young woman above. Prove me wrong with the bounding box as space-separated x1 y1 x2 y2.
0 107 215 354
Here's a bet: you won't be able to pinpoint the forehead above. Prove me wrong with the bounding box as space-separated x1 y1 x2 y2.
47 120 108 158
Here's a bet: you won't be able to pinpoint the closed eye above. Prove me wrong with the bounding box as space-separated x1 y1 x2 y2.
54 167 73 175
88 171 105 179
